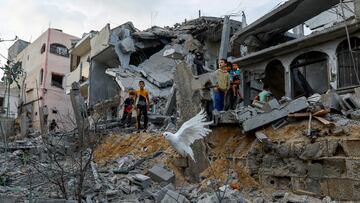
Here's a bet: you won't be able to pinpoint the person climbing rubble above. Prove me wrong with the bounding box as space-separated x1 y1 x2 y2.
136 80 150 133
121 90 136 127
252 84 272 106
214 58 230 111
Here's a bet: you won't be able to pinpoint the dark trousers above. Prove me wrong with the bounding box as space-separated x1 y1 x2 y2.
121 111 132 126
214 90 225 111
224 90 238 110
137 106 148 129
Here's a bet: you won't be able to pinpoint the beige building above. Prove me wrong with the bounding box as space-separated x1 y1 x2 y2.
12 28 79 133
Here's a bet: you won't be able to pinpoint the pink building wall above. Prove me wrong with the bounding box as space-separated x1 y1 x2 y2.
16 28 79 130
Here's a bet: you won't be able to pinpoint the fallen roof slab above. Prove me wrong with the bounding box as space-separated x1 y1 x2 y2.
230 0 339 48
242 97 309 133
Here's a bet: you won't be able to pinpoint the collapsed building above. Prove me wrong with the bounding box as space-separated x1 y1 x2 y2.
4 0 360 202
66 17 242 121
229 0 360 103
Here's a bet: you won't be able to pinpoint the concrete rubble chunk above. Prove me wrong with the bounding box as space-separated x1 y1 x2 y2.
132 174 152 189
320 89 343 112
343 95 360 110
242 97 309 132
235 106 258 123
37 200 78 203
262 99 281 112
138 45 179 88
213 110 238 125
146 183 175 203
161 189 190 203
148 165 175 184
255 131 269 143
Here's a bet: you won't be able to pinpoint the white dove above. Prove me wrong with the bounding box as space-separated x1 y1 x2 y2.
163 109 212 162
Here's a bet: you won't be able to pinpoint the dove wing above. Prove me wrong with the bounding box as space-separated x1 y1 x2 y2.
175 109 212 148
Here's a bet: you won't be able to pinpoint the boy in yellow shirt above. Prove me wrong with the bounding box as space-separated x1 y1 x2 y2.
136 81 150 132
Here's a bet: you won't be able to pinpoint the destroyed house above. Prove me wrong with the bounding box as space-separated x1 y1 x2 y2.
229 0 360 105
67 17 242 120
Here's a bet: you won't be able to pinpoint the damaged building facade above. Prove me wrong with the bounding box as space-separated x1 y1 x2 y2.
221 0 360 200
11 29 79 134
67 18 242 120
230 0 360 104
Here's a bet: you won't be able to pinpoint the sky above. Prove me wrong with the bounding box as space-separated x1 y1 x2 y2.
0 0 286 67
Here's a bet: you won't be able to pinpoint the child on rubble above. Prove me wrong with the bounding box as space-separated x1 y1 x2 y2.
225 63 242 110
121 90 136 127
253 84 272 104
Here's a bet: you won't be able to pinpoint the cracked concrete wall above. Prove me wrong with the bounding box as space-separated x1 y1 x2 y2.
240 33 360 100
89 61 120 106
90 24 111 59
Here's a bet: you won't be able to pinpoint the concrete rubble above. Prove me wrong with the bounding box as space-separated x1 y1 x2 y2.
4 1 360 202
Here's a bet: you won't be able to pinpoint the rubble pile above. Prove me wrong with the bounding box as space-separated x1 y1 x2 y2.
1 108 355 202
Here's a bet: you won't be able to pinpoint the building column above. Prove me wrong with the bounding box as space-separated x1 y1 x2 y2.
218 15 231 59
284 65 292 98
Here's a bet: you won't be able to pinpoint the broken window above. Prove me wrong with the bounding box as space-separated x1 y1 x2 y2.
51 73 64 89
290 51 329 98
337 37 360 88
50 43 69 57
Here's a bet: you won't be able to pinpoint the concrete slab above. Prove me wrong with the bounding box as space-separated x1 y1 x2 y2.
242 97 309 132
148 165 175 184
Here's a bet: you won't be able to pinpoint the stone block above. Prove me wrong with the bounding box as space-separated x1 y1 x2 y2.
161 189 190 203
304 178 322 196
346 159 360 179
307 163 323 178
132 174 152 189
323 158 347 177
327 179 355 201
148 165 175 184
299 142 323 160
148 183 175 203
342 140 360 157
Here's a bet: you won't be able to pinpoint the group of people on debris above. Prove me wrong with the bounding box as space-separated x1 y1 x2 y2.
213 58 273 111
120 59 273 132
213 58 243 111
121 80 151 133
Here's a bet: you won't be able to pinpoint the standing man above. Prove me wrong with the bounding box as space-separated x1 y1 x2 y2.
136 81 150 133
214 59 230 111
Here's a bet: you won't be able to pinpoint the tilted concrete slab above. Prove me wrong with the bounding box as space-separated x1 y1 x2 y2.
230 0 339 48
242 97 309 133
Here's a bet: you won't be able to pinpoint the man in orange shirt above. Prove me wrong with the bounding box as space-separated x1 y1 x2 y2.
136 81 150 132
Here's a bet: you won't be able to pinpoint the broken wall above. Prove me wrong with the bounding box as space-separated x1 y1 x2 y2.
89 61 120 106
238 32 360 101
